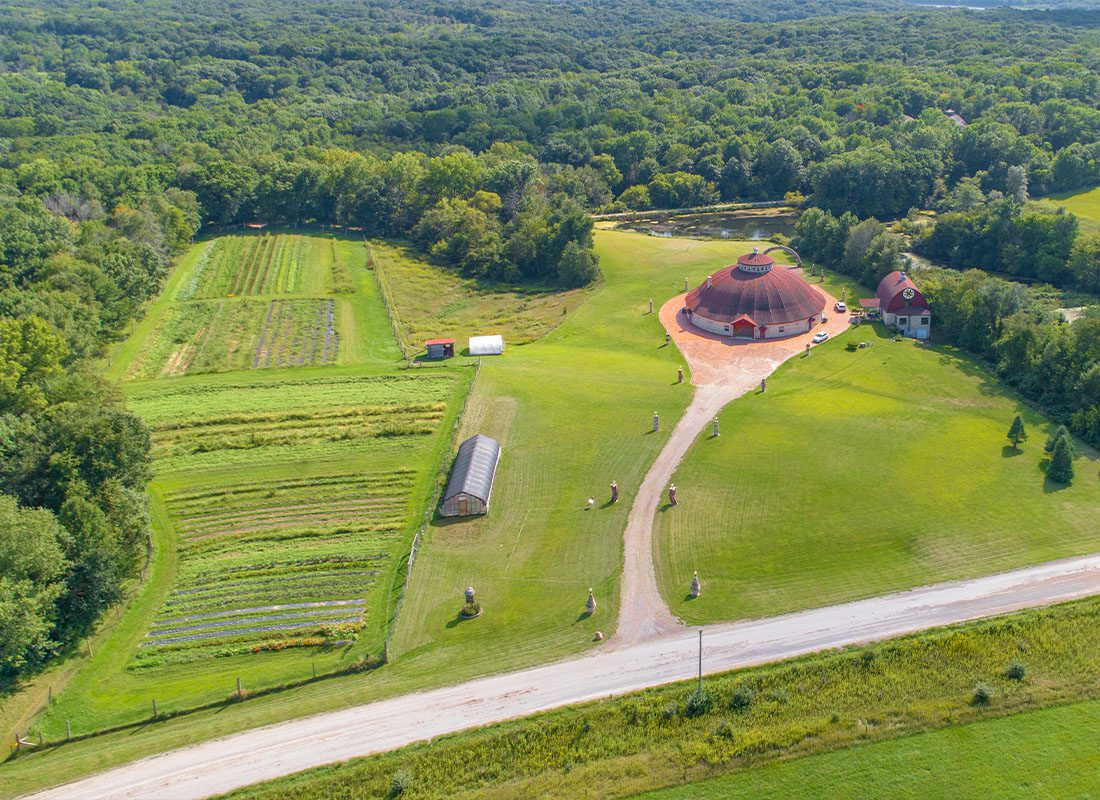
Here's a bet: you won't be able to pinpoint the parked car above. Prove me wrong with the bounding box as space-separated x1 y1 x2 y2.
834 301 847 312
812 331 829 344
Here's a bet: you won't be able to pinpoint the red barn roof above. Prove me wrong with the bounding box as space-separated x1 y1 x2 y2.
685 252 826 327
876 271 930 314
425 338 455 346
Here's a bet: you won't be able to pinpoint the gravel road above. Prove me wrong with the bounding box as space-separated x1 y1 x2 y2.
23 553 1100 800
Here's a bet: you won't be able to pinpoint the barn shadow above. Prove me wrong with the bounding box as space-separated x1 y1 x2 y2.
1001 445 1023 458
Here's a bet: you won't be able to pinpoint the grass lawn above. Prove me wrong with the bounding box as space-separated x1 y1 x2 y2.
1048 184 1100 230
219 597 1100 800
637 698 1100 799
657 321 1099 624
370 240 593 354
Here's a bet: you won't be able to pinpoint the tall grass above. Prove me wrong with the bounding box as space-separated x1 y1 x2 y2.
227 597 1100 800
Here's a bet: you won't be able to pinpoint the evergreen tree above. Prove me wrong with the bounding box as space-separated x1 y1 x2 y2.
1048 436 1075 484
1044 424 1076 458
1007 414 1027 449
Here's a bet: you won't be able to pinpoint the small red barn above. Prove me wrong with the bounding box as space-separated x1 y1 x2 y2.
425 338 455 360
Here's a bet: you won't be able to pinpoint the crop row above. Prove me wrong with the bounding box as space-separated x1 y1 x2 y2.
178 235 313 300
148 403 446 460
129 373 457 426
137 468 419 666
252 298 338 368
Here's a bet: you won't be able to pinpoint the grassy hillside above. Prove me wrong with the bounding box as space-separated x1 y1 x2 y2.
387 231 743 672
1049 185 1100 230
638 698 1100 799
657 322 1099 624
221 597 1100 800
370 241 593 354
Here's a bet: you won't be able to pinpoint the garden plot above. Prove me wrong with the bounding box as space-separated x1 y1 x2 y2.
126 373 460 667
176 234 322 300
130 372 456 472
133 470 419 668
129 298 341 378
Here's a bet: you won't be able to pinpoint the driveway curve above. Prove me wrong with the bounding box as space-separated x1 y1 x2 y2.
615 284 851 646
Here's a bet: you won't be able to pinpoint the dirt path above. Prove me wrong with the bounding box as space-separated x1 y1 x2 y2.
614 288 851 646
23 553 1100 800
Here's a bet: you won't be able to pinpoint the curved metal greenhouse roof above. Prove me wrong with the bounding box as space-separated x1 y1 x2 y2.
443 434 501 504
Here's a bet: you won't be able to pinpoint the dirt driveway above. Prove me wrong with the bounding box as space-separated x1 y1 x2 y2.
614 284 851 646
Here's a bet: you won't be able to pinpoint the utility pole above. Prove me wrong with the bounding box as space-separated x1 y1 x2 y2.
697 629 703 694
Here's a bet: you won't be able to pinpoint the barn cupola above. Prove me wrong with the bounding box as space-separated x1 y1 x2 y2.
735 247 775 275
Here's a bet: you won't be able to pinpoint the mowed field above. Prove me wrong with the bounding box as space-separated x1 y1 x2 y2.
1049 184 1100 230
370 240 593 354
31 232 472 738
656 321 1099 624
637 699 1100 800
386 231 758 673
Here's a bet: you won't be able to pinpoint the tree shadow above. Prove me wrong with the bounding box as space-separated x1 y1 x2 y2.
1043 476 1072 493
1001 445 1023 458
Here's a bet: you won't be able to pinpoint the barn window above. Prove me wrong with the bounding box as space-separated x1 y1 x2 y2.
898 316 908 326
921 317 929 325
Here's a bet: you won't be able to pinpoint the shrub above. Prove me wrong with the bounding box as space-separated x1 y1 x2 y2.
971 683 994 706
685 688 715 718
846 340 859 351
728 686 755 712
388 769 413 797
1005 661 1028 681
710 721 736 741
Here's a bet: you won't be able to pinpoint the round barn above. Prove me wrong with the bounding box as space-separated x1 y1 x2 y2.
683 248 826 340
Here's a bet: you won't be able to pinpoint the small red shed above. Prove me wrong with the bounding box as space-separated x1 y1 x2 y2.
426 338 455 360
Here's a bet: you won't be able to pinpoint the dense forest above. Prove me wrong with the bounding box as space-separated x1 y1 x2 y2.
2 0 1100 678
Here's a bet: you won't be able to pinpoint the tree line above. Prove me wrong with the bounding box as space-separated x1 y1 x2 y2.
0 191 198 677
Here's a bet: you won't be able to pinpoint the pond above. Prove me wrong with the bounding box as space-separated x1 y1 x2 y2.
616 211 798 241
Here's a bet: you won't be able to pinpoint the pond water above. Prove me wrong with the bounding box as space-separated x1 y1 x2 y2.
617 212 797 241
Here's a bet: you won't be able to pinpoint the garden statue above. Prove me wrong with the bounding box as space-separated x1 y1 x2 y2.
712 417 719 437
610 481 619 504
586 588 597 615
691 571 701 598
677 367 683 383
668 484 677 506
460 586 481 618
653 412 660 432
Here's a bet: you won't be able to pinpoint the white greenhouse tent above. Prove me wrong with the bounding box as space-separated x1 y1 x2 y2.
468 335 505 356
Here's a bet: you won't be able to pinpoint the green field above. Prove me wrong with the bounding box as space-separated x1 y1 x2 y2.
220 597 1100 800
656 321 1099 624
1049 185 1100 229
371 241 593 354
6 229 1099 796
24 232 472 739
638 699 1100 799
